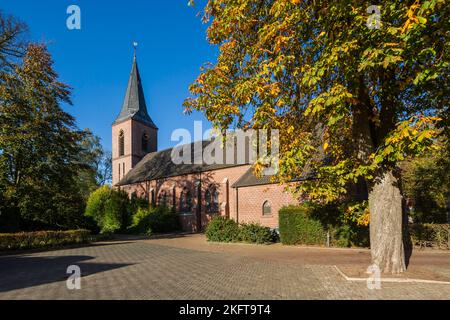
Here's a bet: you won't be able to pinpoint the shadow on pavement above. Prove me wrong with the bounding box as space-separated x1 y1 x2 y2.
0 255 132 293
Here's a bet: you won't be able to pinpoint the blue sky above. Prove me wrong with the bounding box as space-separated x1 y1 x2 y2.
2 0 215 151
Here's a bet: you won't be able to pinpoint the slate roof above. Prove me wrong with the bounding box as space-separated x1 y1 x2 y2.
114 55 157 129
117 135 320 187
116 139 251 186
231 168 275 188
231 166 316 188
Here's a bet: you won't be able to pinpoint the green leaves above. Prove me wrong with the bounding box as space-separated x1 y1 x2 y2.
185 0 448 203
0 43 96 230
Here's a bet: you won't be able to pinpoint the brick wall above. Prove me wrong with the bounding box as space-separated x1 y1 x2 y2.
236 184 298 229
112 120 133 186
112 119 157 186
121 165 299 232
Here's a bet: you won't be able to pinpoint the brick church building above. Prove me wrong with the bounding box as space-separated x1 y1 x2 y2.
113 54 298 232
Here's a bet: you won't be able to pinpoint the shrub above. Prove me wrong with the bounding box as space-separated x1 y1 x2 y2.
206 217 278 244
279 206 327 245
238 223 274 244
128 206 181 235
279 203 370 248
129 194 149 223
410 224 449 249
85 186 131 234
329 224 370 248
0 230 91 251
205 216 240 243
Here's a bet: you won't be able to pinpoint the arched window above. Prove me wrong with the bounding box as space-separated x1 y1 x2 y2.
206 187 219 213
262 201 272 216
158 191 169 207
180 189 192 213
150 189 155 206
118 130 125 157
142 132 149 152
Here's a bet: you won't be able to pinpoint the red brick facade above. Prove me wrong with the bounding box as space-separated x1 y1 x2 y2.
120 165 298 232
235 183 298 229
112 119 157 186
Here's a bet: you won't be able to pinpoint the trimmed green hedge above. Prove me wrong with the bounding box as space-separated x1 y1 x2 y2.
0 230 92 251
410 224 449 249
279 206 327 245
205 217 277 244
239 222 277 244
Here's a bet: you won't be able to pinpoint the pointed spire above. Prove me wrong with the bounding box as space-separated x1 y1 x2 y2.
114 46 157 129
133 41 138 60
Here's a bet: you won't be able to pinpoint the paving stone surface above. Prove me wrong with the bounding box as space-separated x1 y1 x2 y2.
0 237 449 300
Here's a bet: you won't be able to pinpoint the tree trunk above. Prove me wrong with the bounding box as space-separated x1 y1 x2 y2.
369 169 407 274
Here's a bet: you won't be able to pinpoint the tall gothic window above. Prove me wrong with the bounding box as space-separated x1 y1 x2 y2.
158 191 169 207
119 130 125 156
150 189 155 206
206 187 219 213
142 132 149 152
180 189 192 213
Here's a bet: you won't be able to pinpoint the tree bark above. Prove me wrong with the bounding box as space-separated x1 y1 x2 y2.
369 169 407 274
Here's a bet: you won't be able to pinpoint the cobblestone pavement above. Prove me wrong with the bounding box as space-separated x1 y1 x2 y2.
0 237 449 300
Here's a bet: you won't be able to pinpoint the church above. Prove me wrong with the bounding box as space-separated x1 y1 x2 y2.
112 53 299 232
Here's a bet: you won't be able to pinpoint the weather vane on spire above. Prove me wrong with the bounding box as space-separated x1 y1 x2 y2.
133 41 138 57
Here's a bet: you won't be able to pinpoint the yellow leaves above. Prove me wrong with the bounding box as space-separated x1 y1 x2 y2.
269 83 281 96
276 98 285 107
196 74 206 86
220 39 237 55
287 125 295 134
290 0 301 4
401 0 423 33
357 210 370 227
343 201 370 226
213 66 231 83
323 142 329 151
384 42 400 48
274 35 292 54
372 115 443 167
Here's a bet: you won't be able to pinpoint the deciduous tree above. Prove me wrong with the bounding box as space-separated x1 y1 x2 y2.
185 0 448 273
0 44 85 230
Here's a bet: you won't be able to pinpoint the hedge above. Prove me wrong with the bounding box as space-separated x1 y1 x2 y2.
279 206 327 245
410 224 450 249
127 206 181 236
239 222 278 244
0 230 92 251
205 217 277 244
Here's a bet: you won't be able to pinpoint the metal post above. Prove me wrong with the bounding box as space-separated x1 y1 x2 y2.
326 231 330 247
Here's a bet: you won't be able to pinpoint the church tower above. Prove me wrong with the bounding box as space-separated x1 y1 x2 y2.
112 50 158 186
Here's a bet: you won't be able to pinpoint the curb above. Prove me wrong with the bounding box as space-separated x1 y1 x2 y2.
334 265 450 285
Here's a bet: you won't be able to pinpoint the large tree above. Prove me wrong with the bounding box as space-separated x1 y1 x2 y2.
0 12 111 231
0 43 88 230
185 0 448 273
